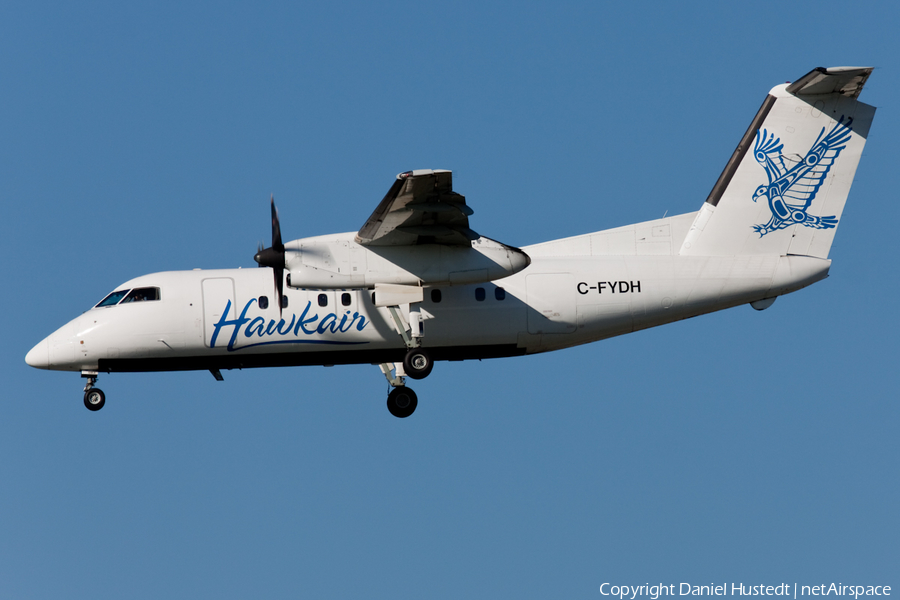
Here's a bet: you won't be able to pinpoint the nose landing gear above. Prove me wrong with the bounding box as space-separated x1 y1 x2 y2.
84 388 106 411
82 372 105 411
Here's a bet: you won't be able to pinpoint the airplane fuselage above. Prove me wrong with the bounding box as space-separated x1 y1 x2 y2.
26 212 830 375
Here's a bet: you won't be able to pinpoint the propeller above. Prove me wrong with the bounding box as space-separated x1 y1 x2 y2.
253 195 285 314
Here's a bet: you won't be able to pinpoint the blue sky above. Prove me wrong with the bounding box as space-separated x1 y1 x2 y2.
2 1 897 598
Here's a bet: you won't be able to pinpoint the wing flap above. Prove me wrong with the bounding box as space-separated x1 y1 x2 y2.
356 170 478 246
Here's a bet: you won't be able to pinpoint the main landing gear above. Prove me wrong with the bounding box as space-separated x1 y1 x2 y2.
377 298 435 417
402 347 433 380
82 372 105 411
379 348 432 418
387 386 418 418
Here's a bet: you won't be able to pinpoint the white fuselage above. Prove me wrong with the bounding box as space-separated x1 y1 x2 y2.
26 211 830 375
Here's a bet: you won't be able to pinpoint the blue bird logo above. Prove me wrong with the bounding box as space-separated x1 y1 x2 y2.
751 117 853 236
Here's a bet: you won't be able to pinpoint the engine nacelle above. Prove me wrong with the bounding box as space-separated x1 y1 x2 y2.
285 233 529 290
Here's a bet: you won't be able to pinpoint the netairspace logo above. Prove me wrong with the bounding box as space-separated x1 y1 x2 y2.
599 584 892 600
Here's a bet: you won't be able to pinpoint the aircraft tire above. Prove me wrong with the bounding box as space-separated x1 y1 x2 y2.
403 348 433 380
387 386 418 418
84 389 106 411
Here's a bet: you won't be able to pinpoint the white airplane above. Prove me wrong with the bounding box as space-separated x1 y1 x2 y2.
26 66 876 417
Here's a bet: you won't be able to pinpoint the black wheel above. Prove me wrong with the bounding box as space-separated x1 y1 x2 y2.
403 348 433 380
84 389 106 411
386 386 418 418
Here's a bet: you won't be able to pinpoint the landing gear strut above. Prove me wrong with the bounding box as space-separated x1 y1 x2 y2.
374 288 436 416
82 372 105 411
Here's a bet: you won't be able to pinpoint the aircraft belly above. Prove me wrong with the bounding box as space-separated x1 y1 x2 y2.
99 343 526 373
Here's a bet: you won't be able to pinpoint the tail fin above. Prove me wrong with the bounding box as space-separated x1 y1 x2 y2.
680 67 876 258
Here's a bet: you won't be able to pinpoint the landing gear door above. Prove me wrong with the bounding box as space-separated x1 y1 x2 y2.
202 278 236 348
526 274 576 334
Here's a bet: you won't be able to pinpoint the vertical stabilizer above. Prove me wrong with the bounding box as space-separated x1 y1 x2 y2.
680 67 876 258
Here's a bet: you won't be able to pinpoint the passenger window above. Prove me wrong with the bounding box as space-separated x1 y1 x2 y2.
495 287 506 301
341 292 351 307
259 296 269 309
96 289 129 307
431 289 442 303
120 287 160 303
318 294 328 307
475 287 485 302
281 295 289 309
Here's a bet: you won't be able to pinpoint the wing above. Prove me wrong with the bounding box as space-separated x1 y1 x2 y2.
356 170 478 246
754 129 788 183
782 117 853 209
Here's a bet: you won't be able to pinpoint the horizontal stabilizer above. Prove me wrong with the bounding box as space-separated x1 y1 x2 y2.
786 66 873 98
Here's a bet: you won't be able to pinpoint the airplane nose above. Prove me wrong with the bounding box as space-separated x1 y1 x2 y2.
25 338 50 369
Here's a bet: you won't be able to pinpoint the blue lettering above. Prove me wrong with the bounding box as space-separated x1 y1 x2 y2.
246 316 266 338
343 312 361 332
293 302 309 336
317 314 339 334
212 297 370 351
276 314 296 335
295 301 320 335
264 319 279 336
210 299 254 349
209 300 233 348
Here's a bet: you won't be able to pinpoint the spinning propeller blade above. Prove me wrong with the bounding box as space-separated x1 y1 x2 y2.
271 194 283 254
253 195 285 315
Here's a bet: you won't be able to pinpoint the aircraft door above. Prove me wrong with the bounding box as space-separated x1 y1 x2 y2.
526 274 576 334
202 278 235 348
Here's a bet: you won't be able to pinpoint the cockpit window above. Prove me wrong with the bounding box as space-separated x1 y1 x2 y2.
121 287 160 303
95 287 160 308
96 290 130 307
